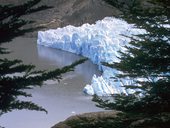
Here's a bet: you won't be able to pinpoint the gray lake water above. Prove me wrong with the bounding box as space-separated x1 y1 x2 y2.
0 37 103 128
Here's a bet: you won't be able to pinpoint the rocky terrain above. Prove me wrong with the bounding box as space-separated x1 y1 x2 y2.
0 0 121 30
52 111 120 128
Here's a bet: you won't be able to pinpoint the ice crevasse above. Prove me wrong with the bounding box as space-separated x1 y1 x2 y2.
37 17 146 96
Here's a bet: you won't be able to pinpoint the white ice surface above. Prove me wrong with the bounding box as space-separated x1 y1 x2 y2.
37 17 146 96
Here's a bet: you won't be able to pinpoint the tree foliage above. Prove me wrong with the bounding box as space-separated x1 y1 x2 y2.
93 0 170 127
0 0 87 116
0 0 53 44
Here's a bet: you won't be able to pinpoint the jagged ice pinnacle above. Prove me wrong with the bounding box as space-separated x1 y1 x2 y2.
37 17 146 96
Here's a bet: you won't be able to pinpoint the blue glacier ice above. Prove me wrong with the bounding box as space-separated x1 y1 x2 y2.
37 17 146 96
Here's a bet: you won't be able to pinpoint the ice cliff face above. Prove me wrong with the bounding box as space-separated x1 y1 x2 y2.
37 17 146 96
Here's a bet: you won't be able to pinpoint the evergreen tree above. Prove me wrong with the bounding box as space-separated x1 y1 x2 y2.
93 0 170 127
0 0 86 116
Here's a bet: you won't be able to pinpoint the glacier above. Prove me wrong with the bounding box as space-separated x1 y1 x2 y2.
37 17 146 96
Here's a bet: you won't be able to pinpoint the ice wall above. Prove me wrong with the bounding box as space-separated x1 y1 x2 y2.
37 17 146 96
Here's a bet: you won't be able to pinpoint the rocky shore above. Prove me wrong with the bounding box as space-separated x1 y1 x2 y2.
52 111 120 128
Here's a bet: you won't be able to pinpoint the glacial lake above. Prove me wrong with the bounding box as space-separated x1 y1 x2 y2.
0 37 103 128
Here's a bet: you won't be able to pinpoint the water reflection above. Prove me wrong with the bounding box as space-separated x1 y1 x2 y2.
37 45 101 83
0 39 103 128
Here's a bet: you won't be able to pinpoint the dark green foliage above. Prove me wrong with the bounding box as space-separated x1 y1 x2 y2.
101 12 170 115
0 0 52 115
92 0 170 127
0 0 87 116
0 0 52 44
0 58 87 115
